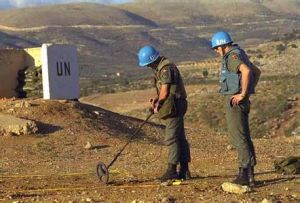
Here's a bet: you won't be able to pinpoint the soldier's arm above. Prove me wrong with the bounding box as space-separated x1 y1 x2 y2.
231 63 251 105
239 63 251 97
154 66 172 112
158 66 172 103
158 84 170 102
153 84 170 113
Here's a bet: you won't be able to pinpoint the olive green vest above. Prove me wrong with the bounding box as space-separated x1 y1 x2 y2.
154 57 187 99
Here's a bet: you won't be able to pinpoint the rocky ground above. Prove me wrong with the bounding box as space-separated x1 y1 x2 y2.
0 98 299 203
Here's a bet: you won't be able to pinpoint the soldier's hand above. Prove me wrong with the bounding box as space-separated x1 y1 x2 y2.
153 101 160 113
231 94 244 105
149 98 158 108
154 106 159 113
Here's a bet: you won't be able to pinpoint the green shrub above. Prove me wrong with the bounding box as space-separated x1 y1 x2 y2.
291 44 298 48
202 69 209 78
276 44 286 54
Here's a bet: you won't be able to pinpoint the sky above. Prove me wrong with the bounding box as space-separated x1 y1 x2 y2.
0 0 134 9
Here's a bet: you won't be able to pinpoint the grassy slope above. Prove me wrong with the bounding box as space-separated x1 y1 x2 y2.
121 0 275 25
0 3 157 28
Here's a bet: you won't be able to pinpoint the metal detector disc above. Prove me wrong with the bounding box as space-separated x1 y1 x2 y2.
96 162 109 184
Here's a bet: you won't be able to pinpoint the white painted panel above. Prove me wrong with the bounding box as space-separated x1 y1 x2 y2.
42 44 80 100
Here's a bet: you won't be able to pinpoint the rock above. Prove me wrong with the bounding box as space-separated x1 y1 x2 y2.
15 101 31 108
0 114 38 136
221 182 251 194
84 141 92 149
291 126 300 136
85 198 92 202
261 198 273 203
226 145 234 150
132 200 144 203
287 97 298 102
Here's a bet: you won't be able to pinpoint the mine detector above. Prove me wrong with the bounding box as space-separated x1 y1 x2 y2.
96 112 153 184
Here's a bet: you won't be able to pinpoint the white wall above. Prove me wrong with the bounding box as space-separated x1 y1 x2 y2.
42 44 80 100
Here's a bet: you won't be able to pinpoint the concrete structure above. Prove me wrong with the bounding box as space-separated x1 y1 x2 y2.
0 49 30 98
0 44 79 100
24 47 42 67
0 113 38 136
42 44 79 100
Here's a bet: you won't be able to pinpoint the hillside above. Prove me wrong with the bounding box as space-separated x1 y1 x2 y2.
263 0 300 15
120 0 300 25
0 2 299 96
0 3 157 28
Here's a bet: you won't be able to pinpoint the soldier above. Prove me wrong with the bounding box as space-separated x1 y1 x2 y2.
137 45 191 181
211 31 261 186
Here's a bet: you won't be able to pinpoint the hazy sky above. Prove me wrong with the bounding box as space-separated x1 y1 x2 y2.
0 0 133 9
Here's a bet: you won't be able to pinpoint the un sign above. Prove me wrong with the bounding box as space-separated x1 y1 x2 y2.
42 44 79 100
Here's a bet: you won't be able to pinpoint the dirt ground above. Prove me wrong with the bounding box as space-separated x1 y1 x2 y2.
0 98 299 203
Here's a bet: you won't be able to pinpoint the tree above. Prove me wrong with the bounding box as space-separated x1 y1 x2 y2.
202 69 209 78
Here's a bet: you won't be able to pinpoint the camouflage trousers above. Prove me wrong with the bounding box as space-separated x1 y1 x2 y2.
164 99 191 165
225 96 256 168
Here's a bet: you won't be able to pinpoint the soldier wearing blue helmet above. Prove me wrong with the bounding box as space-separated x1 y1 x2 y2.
211 31 261 186
137 45 191 181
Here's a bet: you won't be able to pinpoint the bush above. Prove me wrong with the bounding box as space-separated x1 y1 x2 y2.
291 44 298 48
202 69 209 78
256 54 263 59
276 44 286 54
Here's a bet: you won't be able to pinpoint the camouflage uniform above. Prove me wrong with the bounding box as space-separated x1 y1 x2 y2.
154 57 191 165
223 45 256 168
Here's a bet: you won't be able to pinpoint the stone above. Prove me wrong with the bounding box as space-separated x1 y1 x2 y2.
0 114 38 136
226 145 234 150
291 126 300 135
84 141 92 149
261 198 273 203
221 182 251 194
14 101 31 108
287 97 298 102
132 200 144 203
85 198 92 202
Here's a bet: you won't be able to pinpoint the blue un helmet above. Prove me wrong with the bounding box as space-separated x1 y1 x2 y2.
137 45 160 67
211 31 233 49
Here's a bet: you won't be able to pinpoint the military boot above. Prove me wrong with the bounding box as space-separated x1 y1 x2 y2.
159 164 178 181
232 167 249 186
178 162 191 180
248 166 255 187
